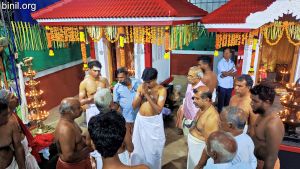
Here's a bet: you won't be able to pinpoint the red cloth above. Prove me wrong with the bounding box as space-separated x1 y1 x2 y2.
56 157 92 169
33 133 54 152
12 113 41 162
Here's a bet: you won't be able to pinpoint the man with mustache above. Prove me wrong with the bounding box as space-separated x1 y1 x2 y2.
250 85 284 169
113 67 140 164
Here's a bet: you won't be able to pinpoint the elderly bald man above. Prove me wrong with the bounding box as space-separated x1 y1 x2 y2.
55 98 93 169
203 131 252 169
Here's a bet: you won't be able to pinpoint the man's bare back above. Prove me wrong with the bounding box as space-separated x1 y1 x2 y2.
202 71 217 93
253 113 284 161
136 84 167 116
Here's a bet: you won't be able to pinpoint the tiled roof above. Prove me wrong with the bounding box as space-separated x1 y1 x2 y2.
202 0 275 24
32 0 207 19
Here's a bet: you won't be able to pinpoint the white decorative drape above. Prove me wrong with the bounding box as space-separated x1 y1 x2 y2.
16 63 29 124
152 43 170 83
134 43 145 80
95 38 110 81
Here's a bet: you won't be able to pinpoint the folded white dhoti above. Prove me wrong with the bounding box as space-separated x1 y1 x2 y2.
86 104 100 126
131 112 166 169
187 133 206 169
6 157 18 169
21 137 40 169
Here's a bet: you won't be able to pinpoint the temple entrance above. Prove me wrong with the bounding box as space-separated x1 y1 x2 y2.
109 42 135 83
256 34 299 84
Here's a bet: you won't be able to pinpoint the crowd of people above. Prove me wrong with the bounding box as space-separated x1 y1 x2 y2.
0 47 285 169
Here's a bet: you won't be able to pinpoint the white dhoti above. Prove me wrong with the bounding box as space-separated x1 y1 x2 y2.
187 133 206 169
131 112 166 169
86 104 100 126
21 137 40 169
6 157 18 169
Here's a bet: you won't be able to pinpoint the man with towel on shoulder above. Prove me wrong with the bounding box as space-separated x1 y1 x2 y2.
187 86 219 169
131 68 167 169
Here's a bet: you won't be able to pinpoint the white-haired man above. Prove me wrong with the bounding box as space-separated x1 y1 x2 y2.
175 66 205 137
203 131 252 169
196 107 257 169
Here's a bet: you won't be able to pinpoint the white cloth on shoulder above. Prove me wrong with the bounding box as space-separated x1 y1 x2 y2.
119 150 130 165
131 112 166 169
86 104 100 125
21 137 40 169
6 157 18 169
212 89 217 103
187 133 206 169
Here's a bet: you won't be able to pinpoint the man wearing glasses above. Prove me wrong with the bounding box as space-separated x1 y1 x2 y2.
188 87 219 169
175 66 205 138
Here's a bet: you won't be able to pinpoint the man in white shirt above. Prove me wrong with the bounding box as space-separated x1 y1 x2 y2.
220 106 257 169
196 106 257 169
203 131 252 169
217 48 236 112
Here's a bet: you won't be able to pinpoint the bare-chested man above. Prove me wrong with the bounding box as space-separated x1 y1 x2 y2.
0 89 40 168
250 85 284 169
230 74 257 135
88 110 149 169
197 56 217 102
131 68 167 169
55 98 93 169
79 60 109 124
188 86 219 169
0 98 25 169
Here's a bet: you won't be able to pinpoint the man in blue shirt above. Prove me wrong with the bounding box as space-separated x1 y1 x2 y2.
217 48 236 112
113 67 141 127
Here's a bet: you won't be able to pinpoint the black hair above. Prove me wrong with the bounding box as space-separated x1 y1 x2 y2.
197 55 211 65
0 99 8 114
223 47 231 53
236 74 253 88
250 84 275 104
116 67 128 76
88 110 126 158
200 91 212 100
141 67 158 81
88 60 102 69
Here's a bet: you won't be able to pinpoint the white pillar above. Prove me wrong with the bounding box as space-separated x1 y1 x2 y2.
152 43 170 83
95 38 110 81
134 43 145 79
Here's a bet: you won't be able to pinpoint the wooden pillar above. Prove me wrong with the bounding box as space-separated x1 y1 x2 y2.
88 36 96 59
144 43 152 68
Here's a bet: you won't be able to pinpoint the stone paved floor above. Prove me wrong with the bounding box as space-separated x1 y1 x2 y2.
44 75 189 169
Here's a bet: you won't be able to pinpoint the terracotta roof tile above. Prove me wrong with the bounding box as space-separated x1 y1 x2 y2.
202 0 275 24
32 0 207 19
